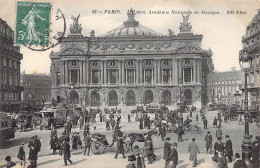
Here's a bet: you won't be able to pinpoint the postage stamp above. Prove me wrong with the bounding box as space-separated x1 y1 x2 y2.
15 1 51 46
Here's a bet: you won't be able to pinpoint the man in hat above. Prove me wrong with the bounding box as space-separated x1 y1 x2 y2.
83 133 92 156
144 138 154 164
165 143 178 168
114 136 126 159
204 131 213 154
214 137 225 155
28 136 39 167
188 138 200 167
5 156 16 168
203 117 208 129
58 132 66 156
163 137 172 168
225 135 233 162
63 137 73 166
233 153 247 168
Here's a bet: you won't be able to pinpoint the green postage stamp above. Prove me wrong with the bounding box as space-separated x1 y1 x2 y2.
15 1 51 46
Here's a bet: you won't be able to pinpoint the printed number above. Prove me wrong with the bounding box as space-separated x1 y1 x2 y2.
18 31 25 40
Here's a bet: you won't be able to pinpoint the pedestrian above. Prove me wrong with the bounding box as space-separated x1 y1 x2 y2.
214 137 225 156
50 125 57 137
71 130 78 150
188 138 200 167
63 137 73 166
66 120 72 134
5 156 16 168
217 152 228 168
34 135 41 152
58 132 66 156
99 113 102 122
159 123 166 141
213 117 218 128
28 136 39 168
114 136 126 159
203 117 208 129
144 138 154 164
133 145 146 168
225 135 233 162
106 120 110 131
128 114 131 123
163 137 172 168
216 127 223 139
147 117 151 130
196 114 199 121
205 131 213 154
233 153 247 168
238 115 244 125
50 134 59 155
190 111 192 118
165 143 178 168
218 117 222 127
17 142 26 166
83 133 92 156
79 116 84 130
176 125 184 142
139 116 143 129
252 136 259 167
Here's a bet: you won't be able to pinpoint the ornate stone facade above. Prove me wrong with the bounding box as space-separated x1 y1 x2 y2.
239 9 260 110
50 9 214 110
0 18 23 112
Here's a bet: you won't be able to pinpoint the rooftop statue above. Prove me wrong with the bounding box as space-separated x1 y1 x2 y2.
179 13 192 33
70 14 82 34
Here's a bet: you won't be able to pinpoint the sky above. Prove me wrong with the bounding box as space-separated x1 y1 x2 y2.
1 0 259 74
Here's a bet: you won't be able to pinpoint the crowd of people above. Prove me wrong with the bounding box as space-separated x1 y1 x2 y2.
3 106 260 168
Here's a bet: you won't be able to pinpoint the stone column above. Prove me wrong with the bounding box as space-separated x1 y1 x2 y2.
80 61 82 84
179 59 182 83
136 60 139 84
86 60 89 85
119 60 122 84
172 59 175 84
140 60 143 84
152 69 154 85
194 59 197 83
104 61 107 85
175 59 178 84
154 60 157 84
122 61 125 84
82 60 86 84
101 60 104 84
157 60 161 84
60 61 64 85
198 60 201 83
65 61 68 84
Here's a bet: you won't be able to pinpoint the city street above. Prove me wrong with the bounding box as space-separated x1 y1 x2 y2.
0 110 258 168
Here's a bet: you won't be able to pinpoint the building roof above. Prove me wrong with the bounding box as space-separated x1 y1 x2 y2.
247 9 260 31
99 8 164 37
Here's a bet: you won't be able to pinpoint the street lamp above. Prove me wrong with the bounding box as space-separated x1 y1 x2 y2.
239 49 254 168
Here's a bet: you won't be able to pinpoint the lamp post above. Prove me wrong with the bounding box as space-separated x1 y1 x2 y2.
239 49 254 168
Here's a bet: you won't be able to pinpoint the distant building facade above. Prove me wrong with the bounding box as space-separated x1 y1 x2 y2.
21 73 52 108
213 67 242 105
0 18 23 112
50 9 214 110
239 9 259 110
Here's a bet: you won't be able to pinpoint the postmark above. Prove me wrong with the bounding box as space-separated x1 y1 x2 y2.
15 1 66 51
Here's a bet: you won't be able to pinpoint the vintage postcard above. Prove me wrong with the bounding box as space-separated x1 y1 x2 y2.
0 0 259 168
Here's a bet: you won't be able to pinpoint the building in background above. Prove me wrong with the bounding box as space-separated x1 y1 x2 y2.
50 9 214 111
213 67 242 106
21 72 52 109
0 18 23 112
239 9 259 110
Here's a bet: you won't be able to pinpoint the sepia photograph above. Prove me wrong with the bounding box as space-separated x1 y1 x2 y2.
0 0 259 167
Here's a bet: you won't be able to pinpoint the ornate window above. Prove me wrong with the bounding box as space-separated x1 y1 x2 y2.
127 70 135 83
70 70 78 84
162 69 170 83
128 60 134 66
110 61 116 66
145 60 152 66
184 59 190 65
91 70 100 84
109 69 117 84
71 61 77 66
145 70 152 83
184 68 192 82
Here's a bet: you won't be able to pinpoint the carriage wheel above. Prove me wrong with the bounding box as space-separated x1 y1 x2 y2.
91 141 105 154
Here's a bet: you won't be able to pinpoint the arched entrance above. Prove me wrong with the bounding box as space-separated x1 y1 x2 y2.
183 89 192 105
69 90 79 104
144 90 153 105
162 90 171 105
91 91 100 106
108 91 118 106
126 90 136 106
